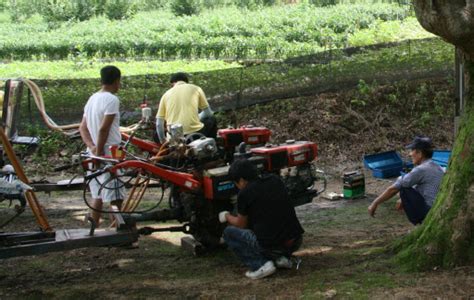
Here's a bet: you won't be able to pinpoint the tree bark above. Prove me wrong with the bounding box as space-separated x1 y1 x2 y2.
413 1 474 59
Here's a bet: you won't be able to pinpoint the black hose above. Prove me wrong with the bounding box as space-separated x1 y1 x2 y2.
82 175 167 215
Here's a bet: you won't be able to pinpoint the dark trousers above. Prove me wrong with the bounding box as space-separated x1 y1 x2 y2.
223 226 268 271
223 226 302 270
152 116 218 144
400 187 431 225
197 116 217 139
264 235 303 260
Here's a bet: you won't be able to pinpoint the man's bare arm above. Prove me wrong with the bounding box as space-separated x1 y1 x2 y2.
79 116 96 153
226 213 248 229
96 114 116 156
368 184 399 217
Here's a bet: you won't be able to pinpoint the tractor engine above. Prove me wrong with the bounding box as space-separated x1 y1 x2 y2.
200 138 321 207
249 140 319 206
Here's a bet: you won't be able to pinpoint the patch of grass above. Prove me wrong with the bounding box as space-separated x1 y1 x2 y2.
0 59 241 80
300 197 404 232
303 253 398 299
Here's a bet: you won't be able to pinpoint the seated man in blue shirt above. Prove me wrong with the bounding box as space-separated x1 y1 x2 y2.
368 136 445 225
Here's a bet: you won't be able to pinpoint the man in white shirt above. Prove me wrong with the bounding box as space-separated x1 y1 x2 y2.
79 65 125 226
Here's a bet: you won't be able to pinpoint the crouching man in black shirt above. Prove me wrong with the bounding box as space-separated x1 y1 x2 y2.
218 159 304 280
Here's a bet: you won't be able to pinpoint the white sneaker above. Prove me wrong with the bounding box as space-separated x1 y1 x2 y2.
245 261 276 280
275 256 293 269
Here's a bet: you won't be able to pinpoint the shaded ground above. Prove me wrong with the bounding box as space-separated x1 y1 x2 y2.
1 78 472 299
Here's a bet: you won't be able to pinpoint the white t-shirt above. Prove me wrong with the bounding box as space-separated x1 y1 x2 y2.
83 91 121 153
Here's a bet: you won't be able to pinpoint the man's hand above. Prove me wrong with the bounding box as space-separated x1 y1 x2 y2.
368 203 378 217
395 199 403 211
93 147 104 157
218 211 229 223
368 185 400 219
90 146 97 156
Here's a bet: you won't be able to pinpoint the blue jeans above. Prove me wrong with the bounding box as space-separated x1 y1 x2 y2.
400 187 431 225
223 226 269 271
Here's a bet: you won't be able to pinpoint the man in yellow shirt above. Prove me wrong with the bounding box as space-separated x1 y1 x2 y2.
156 72 216 143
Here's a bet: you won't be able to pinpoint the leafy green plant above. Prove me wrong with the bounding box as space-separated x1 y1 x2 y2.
104 0 137 20
42 0 97 22
417 111 432 128
350 98 367 106
308 0 337 6
0 0 7 11
7 0 44 22
387 93 398 104
171 0 200 16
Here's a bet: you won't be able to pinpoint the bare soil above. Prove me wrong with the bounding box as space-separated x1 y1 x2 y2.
1 78 473 299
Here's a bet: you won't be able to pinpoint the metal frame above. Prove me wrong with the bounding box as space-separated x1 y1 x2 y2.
0 228 138 259
0 126 138 259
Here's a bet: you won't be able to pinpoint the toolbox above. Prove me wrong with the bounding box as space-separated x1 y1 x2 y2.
342 171 365 199
363 151 403 178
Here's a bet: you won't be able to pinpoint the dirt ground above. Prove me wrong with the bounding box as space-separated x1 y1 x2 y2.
1 172 473 299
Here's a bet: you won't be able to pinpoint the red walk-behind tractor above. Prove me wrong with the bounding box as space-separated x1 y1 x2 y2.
84 125 326 252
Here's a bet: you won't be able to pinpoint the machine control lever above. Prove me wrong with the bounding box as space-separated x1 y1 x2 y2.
138 224 192 235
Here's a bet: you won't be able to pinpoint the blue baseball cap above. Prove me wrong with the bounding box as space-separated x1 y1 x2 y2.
405 136 433 150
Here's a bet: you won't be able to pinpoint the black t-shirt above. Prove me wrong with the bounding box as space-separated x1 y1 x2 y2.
237 174 304 248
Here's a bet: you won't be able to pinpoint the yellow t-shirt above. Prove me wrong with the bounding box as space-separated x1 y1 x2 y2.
156 81 209 134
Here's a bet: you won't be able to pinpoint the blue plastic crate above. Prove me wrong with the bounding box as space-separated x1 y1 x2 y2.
432 150 451 168
363 151 403 178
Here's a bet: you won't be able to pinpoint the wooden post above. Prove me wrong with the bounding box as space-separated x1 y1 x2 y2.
0 126 52 231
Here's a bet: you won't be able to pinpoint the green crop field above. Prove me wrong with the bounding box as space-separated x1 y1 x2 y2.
0 3 417 61
0 1 452 124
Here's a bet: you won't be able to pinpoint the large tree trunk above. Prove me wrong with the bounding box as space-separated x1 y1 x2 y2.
394 1 474 270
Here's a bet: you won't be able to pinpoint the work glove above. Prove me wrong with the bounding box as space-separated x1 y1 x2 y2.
218 211 229 223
